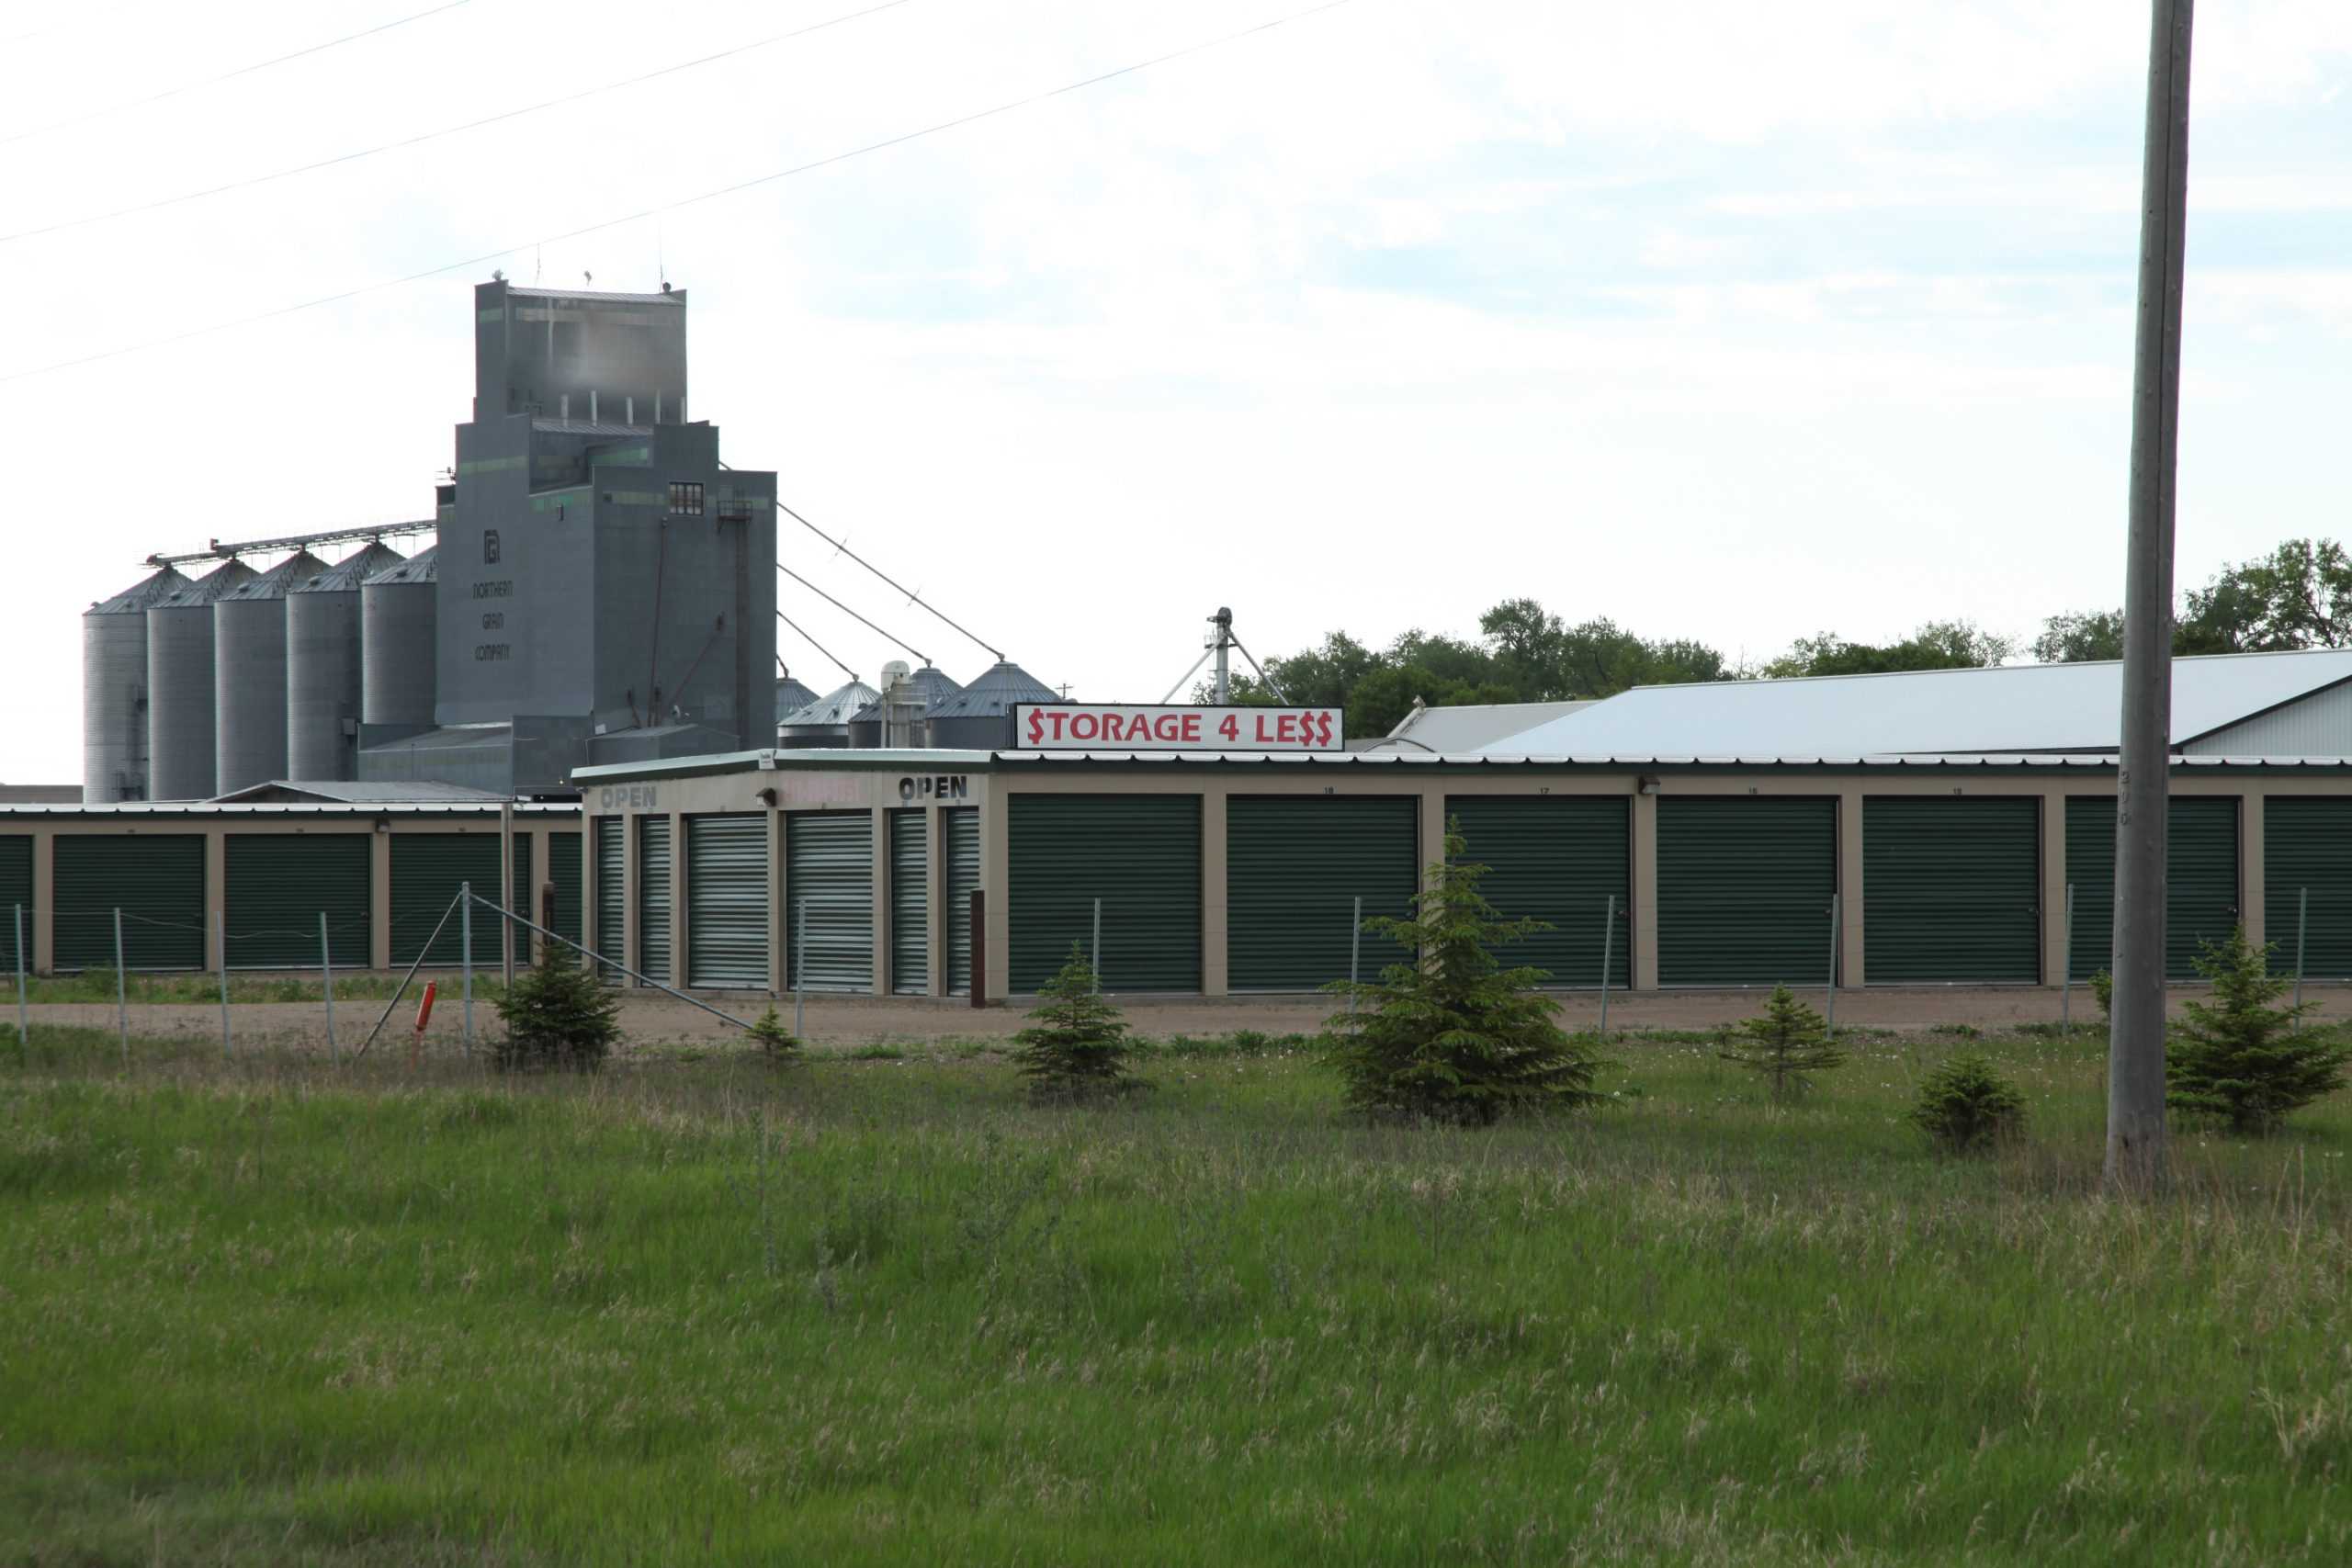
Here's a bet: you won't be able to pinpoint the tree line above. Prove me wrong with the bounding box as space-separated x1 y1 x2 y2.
1217 537 2352 738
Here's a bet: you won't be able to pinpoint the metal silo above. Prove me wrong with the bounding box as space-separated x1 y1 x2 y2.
924 660 1064 750
287 542 404 780
144 559 258 801
213 550 328 795
361 545 437 730
82 564 190 802
774 673 817 728
777 679 878 748
848 663 964 749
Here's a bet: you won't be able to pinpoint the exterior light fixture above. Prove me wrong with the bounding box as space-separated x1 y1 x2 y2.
1637 775 1662 795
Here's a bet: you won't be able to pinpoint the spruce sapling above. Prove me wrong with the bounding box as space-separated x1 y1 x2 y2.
1720 984 1844 1100
2167 926 2350 1134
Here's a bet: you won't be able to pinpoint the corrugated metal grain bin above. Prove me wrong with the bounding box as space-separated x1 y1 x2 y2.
288 542 405 780
213 551 328 795
81 565 189 803
361 545 438 730
144 559 258 802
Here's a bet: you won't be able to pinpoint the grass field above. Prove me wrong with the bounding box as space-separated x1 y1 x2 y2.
10 968 504 1006
5 1021 2350 1564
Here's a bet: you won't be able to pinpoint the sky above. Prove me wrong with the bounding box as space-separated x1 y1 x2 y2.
3 0 2349 782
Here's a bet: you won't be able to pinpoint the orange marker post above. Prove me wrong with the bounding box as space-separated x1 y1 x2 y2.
412 981 438 1071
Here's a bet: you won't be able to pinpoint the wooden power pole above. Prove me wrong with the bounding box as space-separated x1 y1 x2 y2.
2109 0 2194 1192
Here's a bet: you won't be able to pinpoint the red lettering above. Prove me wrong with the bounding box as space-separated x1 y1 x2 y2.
1100 712 1123 743
1155 713 1182 741
1278 714 1301 744
1072 712 1099 740
1046 710 1069 742
1219 714 1239 742
1025 707 1045 745
1183 714 1202 742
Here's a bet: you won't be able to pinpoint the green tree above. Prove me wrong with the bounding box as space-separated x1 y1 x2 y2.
492 946 620 1073
1760 620 2012 679
749 1006 801 1066
2166 927 2350 1134
1907 1053 2028 1154
2037 537 2352 663
2032 609 2128 663
1719 986 1845 1100
1011 945 1138 1101
1322 821 1602 1124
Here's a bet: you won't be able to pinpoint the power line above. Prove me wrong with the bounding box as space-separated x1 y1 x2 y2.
0 0 481 149
0 0 1358 386
777 563 928 666
775 611 857 684
0 0 916 246
778 500 1003 662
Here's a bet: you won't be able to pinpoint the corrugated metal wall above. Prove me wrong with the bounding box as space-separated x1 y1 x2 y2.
1227 796 1419 993
890 810 928 995
686 815 768 988
2065 795 2240 981
0 836 30 973
1009 795 1200 992
1862 797 2041 984
390 834 502 967
1445 795 1630 989
224 836 371 969
1656 796 1836 987
2187 682 2352 757
944 807 979 995
594 819 624 980
54 836 206 971
2262 797 2352 979
637 818 673 983
786 813 872 991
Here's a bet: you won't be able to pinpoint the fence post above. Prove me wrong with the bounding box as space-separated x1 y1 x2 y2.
217 908 231 1058
793 898 807 1040
460 882 473 1055
13 903 26 1050
2295 885 2310 1028
1824 893 1840 1036
1092 897 1103 991
321 912 337 1065
970 889 987 1010
2060 882 2075 1032
1599 893 1617 1037
113 907 128 1069
1348 895 1363 1018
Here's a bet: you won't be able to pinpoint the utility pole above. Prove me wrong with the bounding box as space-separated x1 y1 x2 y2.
2109 0 2194 1194
1210 606 1234 704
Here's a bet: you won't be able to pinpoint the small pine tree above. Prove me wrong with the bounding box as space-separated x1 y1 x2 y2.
1322 821 1601 1125
1012 945 1136 1101
2167 926 2350 1134
748 1006 801 1066
1720 985 1845 1100
492 946 620 1072
2089 968 2114 1024
1908 1053 2027 1154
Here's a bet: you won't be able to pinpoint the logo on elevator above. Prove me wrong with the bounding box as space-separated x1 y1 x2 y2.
899 775 968 803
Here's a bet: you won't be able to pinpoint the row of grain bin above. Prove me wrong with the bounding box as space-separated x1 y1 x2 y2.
82 542 439 802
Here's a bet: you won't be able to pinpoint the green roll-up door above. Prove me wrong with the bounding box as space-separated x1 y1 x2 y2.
2265 797 2352 979
944 807 979 995
224 835 370 969
1656 795 1836 987
891 810 928 994
54 835 206 971
390 833 502 967
1445 795 1629 989
1863 797 2041 984
594 818 624 980
1228 795 1419 993
687 815 768 988
2065 795 2240 981
638 817 673 983
510 835 532 921
786 812 873 991
549 832 582 948
0 837 30 975
1010 795 1200 992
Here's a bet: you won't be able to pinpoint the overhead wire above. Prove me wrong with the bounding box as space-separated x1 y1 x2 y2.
0 0 1359 386
0 0 917 245
776 562 929 666
778 500 1003 662
0 0 481 149
775 612 859 684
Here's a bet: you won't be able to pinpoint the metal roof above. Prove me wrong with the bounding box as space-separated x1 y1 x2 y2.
218 549 330 602
774 676 819 721
86 563 191 616
1362 699 1594 753
0 800 579 820
1486 649 2352 758
150 558 258 609
364 544 437 586
290 541 404 594
926 660 1060 719
504 286 681 305
850 664 966 722
209 779 515 804
779 680 880 728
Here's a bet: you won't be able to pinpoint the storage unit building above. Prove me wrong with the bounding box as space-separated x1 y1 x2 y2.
2264 796 2352 980
2065 795 2241 982
1446 794 1630 989
1227 795 1415 992
1862 796 2041 984
224 835 371 969
685 814 767 988
786 811 872 990
1656 795 1837 987
1010 794 1201 992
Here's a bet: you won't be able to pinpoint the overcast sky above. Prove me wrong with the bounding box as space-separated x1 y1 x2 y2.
4 0 2349 781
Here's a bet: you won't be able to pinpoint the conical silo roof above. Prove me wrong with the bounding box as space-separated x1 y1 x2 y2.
151 558 259 609
774 674 819 722
87 564 190 615
291 541 405 594
849 663 965 722
781 679 880 728
365 543 437 585
927 660 1060 719
219 549 330 601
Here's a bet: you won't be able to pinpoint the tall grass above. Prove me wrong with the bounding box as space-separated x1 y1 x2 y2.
3 1024 2348 1564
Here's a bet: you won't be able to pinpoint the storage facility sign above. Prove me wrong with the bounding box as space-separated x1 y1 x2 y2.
1014 704 1344 751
